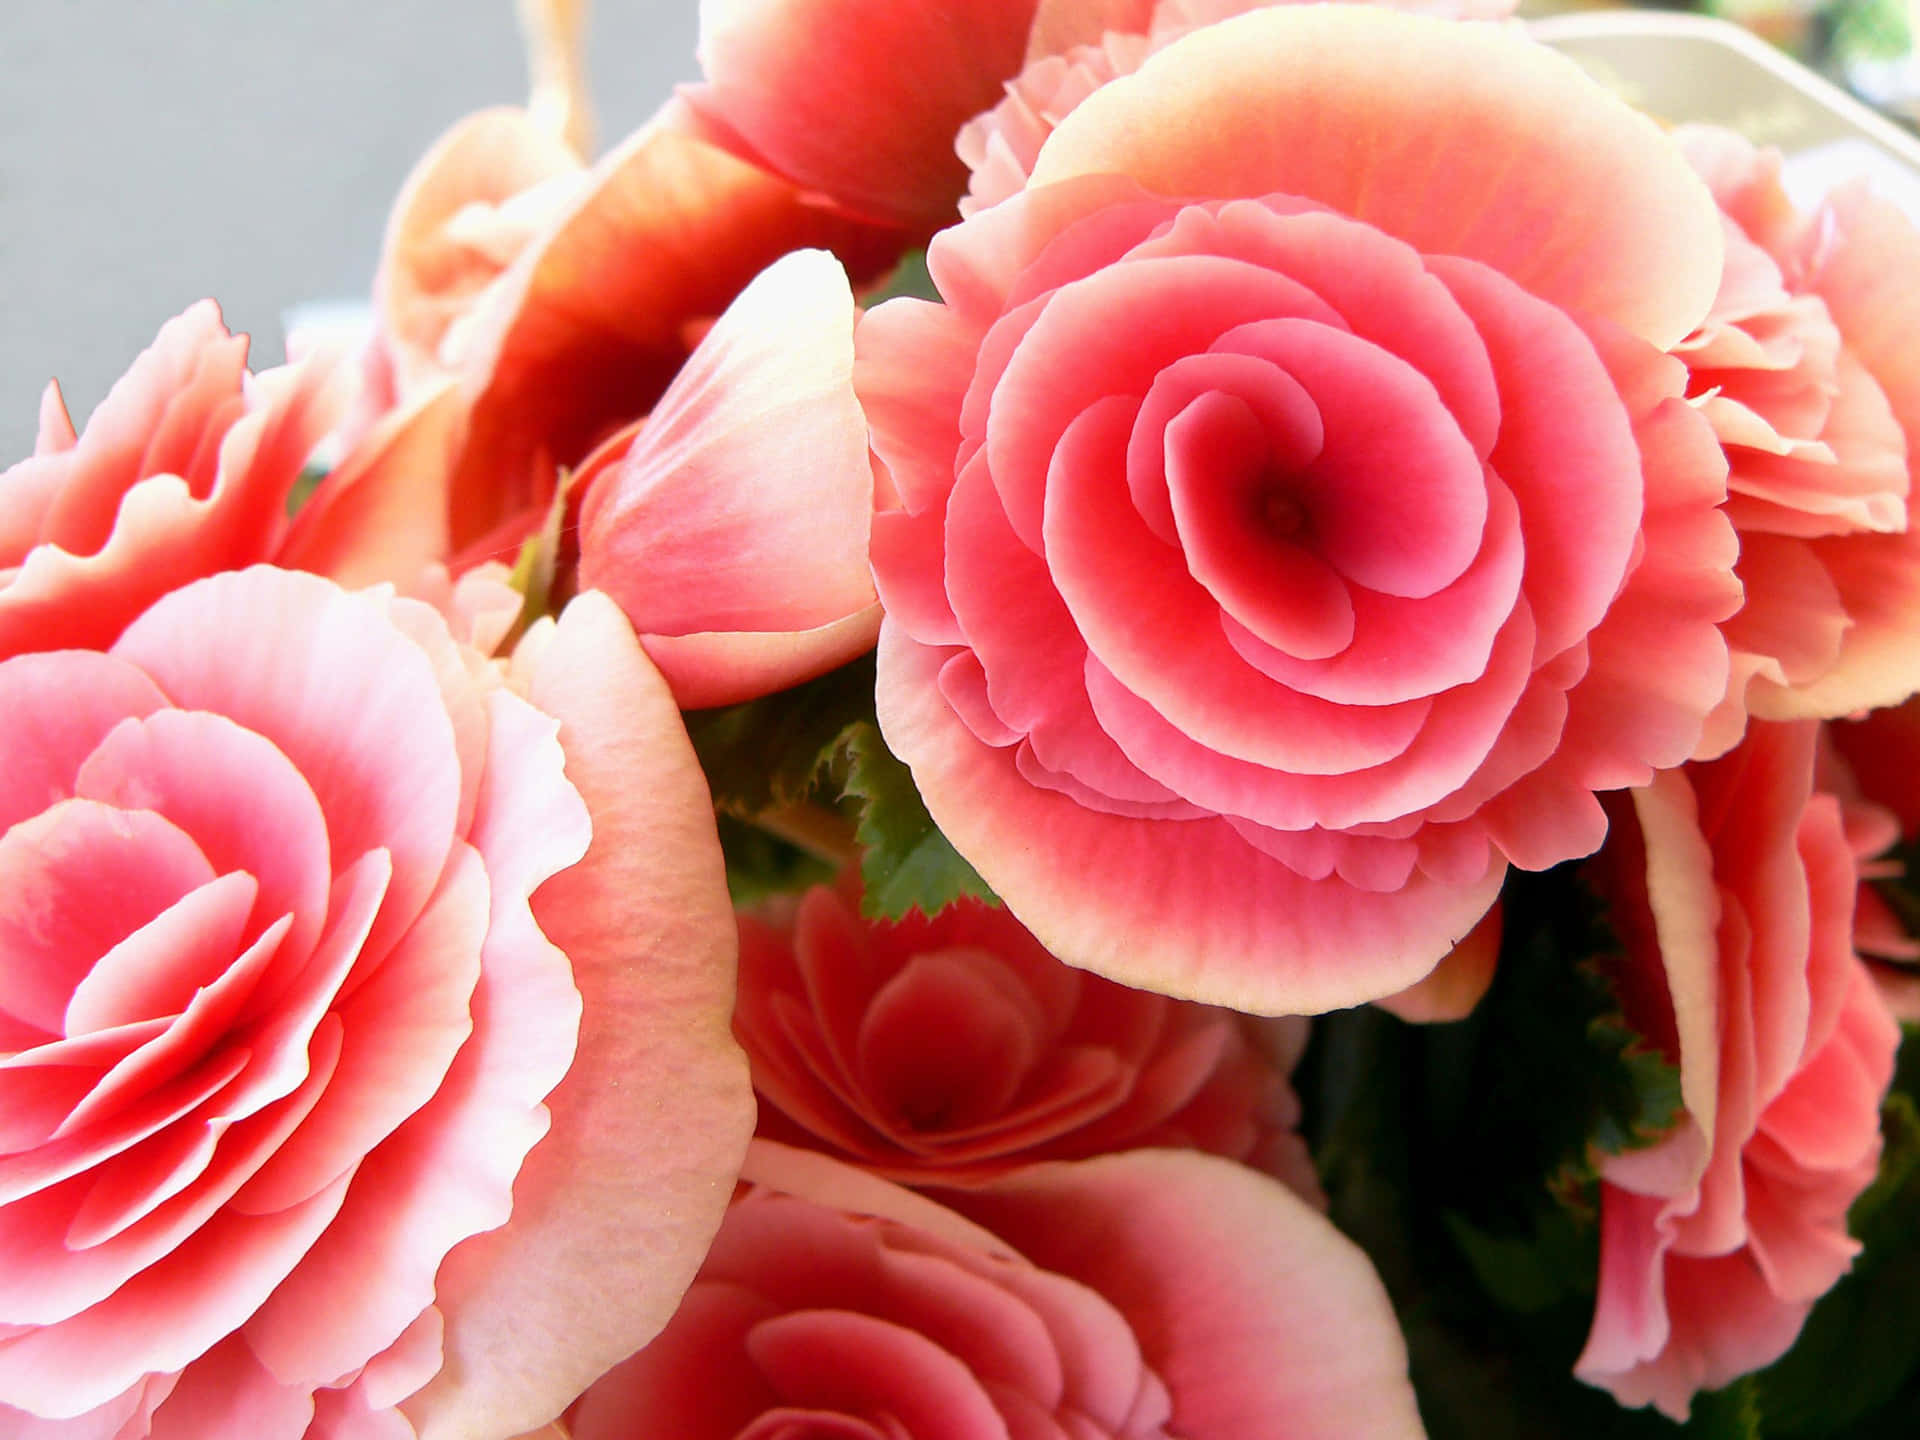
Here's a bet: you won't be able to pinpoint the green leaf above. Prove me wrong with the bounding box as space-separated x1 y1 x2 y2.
833 720 996 920
286 461 328 518
864 248 939 305
685 654 880 818
715 813 835 908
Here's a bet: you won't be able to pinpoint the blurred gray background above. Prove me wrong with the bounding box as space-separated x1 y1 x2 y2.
0 2 700 460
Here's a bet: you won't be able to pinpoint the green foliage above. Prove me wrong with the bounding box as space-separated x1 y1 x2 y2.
864 248 940 306
286 461 328 517
832 721 997 920
685 654 880 819
683 657 992 919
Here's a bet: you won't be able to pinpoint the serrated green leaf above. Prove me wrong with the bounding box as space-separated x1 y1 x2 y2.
685 654 879 818
833 721 996 920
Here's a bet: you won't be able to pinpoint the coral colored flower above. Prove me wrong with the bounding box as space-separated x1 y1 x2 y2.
573 249 882 708
1822 705 1920 1019
1577 720 1900 1418
0 303 342 660
735 871 1320 1195
863 7 1739 1011
0 568 751 1438
559 1141 1427 1440
1674 127 1920 749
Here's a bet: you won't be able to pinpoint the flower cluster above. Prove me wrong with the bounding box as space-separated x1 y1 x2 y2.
5 0 1920 1435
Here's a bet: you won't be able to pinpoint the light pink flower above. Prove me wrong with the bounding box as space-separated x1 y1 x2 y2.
862 7 1739 1011
735 871 1320 1196
0 568 751 1438
959 0 1518 218
573 249 882 708
1674 127 1920 751
560 1140 1426 1439
0 303 343 660
1577 720 1900 1418
1821 706 1920 1019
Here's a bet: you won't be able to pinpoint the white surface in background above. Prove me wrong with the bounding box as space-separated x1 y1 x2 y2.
0 2 699 461
1782 136 1920 222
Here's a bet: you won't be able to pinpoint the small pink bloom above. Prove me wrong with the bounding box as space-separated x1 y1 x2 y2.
0 568 752 1438
0 304 343 660
863 8 1739 1011
1577 720 1900 1418
561 1140 1426 1440
735 871 1320 1196
1674 127 1920 750
574 249 881 708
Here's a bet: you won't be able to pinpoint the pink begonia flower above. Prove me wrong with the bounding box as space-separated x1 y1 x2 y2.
960 0 1517 217
557 1140 1427 1440
1673 127 1920 753
1577 720 1900 1418
0 567 752 1439
572 249 882 708
1821 706 1920 1019
0 303 344 660
862 6 1739 1012
734 871 1321 1197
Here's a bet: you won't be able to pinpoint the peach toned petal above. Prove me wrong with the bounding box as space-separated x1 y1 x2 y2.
688 0 1040 229
373 107 584 400
1760 525 1920 719
145 1334 313 1440
1375 902 1500 1023
448 122 906 550
957 1149 1427 1439
878 626 1503 1013
577 249 877 675
278 380 466 590
1027 0 1156 58
406 593 750 1440
35 380 78 455
1029 6 1722 349
637 605 883 711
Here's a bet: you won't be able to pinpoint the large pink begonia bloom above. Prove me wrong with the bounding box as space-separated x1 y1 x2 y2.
0 568 752 1439
561 1140 1426 1439
735 871 1320 1196
1673 127 1920 751
1577 720 1900 1418
573 249 882 708
862 6 1739 1012
0 303 343 661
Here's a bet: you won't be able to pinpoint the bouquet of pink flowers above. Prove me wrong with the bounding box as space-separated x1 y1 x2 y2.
7 0 1920 1435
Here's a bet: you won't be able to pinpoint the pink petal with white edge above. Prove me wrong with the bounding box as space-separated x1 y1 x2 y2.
406 593 751 1440
1030 6 1722 349
0 650 165 835
578 249 876 643
953 1148 1426 1439
112 567 462 969
877 625 1503 1013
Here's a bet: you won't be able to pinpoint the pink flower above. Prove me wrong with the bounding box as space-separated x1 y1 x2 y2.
0 303 343 661
1577 720 1900 1418
1674 127 1920 751
1821 706 1920 1019
0 567 752 1438
559 1140 1426 1439
959 0 1518 218
862 7 1740 1011
572 249 882 708
735 871 1320 1195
